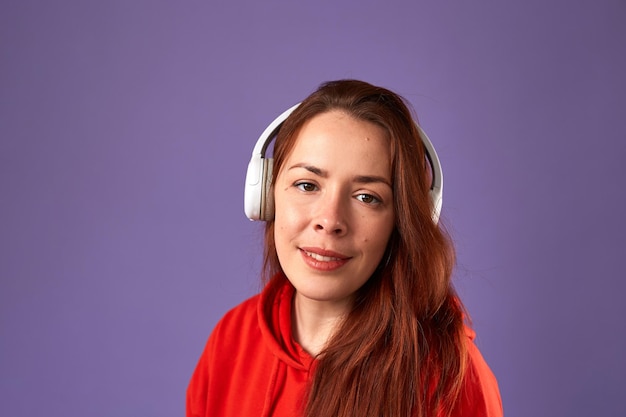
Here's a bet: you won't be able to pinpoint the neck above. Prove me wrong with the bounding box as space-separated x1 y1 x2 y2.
291 293 352 357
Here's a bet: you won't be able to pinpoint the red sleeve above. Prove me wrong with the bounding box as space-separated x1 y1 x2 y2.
451 329 503 417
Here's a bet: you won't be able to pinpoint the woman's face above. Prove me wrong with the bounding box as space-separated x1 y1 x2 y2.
273 110 395 309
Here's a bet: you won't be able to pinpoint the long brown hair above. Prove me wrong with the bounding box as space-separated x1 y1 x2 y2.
263 80 467 417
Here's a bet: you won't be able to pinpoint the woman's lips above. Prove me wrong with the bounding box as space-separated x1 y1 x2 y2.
299 247 351 271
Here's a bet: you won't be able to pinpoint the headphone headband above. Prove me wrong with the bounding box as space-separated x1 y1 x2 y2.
244 103 443 223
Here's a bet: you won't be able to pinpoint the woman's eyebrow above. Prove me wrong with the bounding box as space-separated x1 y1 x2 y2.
288 163 326 177
353 175 391 187
288 163 391 187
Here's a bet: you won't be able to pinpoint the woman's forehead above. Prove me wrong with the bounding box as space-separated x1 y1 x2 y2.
283 111 392 179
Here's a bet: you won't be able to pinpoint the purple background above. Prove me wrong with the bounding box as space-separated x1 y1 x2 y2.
1 1 625 416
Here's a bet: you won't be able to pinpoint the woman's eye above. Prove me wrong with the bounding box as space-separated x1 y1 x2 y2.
356 194 381 205
295 182 317 192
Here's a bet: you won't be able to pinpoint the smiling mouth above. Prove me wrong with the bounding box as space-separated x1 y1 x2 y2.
302 250 346 262
300 248 350 271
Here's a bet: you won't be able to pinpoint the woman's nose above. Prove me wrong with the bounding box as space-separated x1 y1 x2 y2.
313 193 348 235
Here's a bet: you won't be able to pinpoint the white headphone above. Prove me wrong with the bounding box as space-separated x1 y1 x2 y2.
244 103 444 223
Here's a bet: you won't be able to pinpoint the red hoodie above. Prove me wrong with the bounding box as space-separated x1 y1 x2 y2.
187 276 503 417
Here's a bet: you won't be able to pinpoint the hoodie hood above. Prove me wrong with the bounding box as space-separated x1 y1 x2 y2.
258 273 314 372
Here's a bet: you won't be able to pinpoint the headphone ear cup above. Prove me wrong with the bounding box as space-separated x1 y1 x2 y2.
244 156 275 221
260 158 274 221
429 189 442 224
244 155 264 221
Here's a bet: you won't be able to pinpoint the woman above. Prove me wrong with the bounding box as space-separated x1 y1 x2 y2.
187 80 502 417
